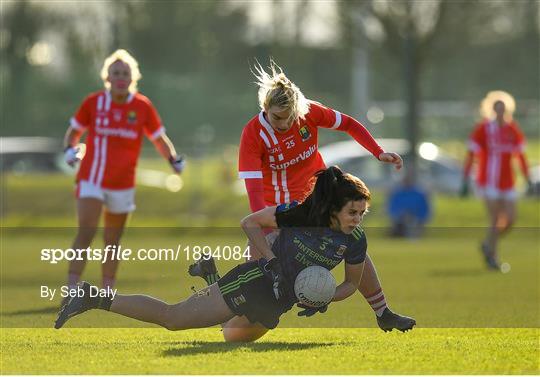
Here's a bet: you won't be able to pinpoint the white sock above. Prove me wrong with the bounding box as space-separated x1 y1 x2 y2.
365 288 387 317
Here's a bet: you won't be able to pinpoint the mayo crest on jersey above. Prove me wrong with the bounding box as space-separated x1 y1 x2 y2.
238 101 342 205
71 90 165 189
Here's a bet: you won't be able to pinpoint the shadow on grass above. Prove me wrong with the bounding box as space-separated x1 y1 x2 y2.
162 340 341 357
3 306 59 316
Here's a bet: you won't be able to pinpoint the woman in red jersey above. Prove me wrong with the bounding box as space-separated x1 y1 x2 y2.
461 91 531 270
190 61 415 342
62 49 184 299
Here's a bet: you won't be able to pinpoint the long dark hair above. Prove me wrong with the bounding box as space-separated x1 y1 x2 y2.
298 166 371 227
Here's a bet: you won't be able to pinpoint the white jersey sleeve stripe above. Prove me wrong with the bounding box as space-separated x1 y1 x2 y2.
104 91 112 111
96 136 108 186
258 112 278 145
97 94 104 111
238 171 263 179
330 111 342 129
281 169 290 203
259 130 272 149
149 126 166 141
89 136 100 184
272 170 280 204
70 117 86 130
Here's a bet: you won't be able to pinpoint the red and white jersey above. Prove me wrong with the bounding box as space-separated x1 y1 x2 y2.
238 101 347 205
71 90 165 189
467 119 526 190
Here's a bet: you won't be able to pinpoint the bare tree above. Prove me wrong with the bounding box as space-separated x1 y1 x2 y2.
367 0 449 180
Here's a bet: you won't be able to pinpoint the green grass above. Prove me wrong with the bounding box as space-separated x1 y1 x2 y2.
1 228 539 373
1 150 539 374
2 328 538 374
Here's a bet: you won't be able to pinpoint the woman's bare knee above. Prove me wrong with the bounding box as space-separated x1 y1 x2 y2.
222 317 268 342
498 219 514 234
223 326 268 342
161 305 186 331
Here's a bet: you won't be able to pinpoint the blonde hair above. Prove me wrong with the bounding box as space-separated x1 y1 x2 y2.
253 60 309 123
100 49 142 93
479 90 516 122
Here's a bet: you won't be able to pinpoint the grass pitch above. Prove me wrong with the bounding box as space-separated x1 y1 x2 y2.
1 228 538 374
2 328 538 374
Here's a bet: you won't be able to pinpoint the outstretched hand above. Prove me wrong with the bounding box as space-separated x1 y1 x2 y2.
297 303 328 317
379 152 403 170
64 147 80 167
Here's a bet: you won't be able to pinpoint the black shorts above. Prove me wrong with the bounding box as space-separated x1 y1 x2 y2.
218 260 293 329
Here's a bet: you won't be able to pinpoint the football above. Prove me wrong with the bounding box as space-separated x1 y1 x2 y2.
294 265 336 307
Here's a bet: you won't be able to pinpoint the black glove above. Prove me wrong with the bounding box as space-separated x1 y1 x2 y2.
297 303 328 317
263 258 287 300
459 180 469 198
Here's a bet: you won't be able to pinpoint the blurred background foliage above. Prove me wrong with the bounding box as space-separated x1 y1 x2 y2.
1 0 538 156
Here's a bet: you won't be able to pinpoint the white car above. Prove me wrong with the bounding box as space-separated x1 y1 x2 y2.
319 138 464 194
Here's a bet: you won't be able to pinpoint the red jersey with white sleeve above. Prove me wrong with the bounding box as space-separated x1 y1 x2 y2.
238 101 384 208
467 119 527 190
70 90 165 189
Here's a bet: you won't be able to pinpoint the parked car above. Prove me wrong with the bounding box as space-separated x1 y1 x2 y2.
0 137 62 173
319 138 464 194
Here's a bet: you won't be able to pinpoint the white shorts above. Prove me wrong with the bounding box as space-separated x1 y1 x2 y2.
77 180 136 213
478 186 517 201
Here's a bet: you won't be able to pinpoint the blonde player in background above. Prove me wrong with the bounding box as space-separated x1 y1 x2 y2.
461 91 531 270
62 49 185 303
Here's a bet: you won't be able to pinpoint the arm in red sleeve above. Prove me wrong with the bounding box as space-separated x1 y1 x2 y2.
339 114 384 159
517 152 530 180
245 178 266 212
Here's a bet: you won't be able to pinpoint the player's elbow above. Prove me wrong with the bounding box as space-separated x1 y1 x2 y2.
240 215 251 230
240 214 258 231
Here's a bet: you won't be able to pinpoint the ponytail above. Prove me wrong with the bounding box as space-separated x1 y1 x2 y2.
308 167 343 226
